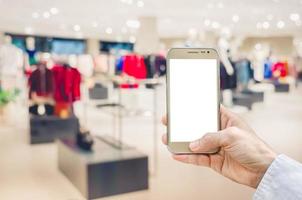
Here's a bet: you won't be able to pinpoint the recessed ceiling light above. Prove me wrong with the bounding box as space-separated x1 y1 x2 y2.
272 0 279 3
290 13 300 21
50 7 59 15
267 14 274 21
262 21 270 29
129 36 136 43
32 12 39 19
24 27 34 34
277 20 285 29
217 2 224 8
73 24 81 32
204 19 211 26
43 11 50 18
126 19 140 29
105 27 113 34
137 0 144 7
92 21 98 28
211 21 220 29
232 15 239 23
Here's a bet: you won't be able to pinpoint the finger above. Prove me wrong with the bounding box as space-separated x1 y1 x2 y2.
161 115 167 126
173 154 210 167
189 130 228 153
162 134 167 145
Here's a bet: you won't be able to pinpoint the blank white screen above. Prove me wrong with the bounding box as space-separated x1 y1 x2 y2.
169 59 218 142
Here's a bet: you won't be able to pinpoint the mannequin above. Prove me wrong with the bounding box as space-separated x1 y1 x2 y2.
0 35 23 90
26 37 37 66
218 29 235 106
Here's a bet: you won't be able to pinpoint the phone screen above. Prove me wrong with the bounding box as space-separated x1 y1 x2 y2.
169 58 219 142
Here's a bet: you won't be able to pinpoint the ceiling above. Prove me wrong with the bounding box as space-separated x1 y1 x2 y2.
0 0 302 41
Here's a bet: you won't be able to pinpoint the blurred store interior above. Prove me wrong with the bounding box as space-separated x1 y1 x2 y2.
0 0 302 199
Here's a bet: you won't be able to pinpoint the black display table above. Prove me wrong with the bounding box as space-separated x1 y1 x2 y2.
29 115 79 144
57 137 148 200
274 82 290 92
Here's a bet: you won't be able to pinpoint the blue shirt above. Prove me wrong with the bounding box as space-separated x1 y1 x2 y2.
254 154 302 200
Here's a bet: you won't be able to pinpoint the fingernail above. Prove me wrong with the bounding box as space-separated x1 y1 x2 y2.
189 140 199 150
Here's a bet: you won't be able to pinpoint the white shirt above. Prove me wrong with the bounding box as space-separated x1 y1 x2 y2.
254 154 302 200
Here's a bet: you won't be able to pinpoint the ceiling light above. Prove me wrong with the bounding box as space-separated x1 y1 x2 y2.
92 21 98 28
126 19 140 29
262 21 270 29
290 13 300 21
218 2 224 8
277 20 285 29
267 14 274 21
73 24 81 32
272 0 279 3
129 36 136 43
126 0 133 4
105 27 113 34
32 12 39 19
50 7 59 15
232 15 239 23
204 19 211 26
211 21 220 29
24 27 34 34
43 11 50 18
137 0 144 7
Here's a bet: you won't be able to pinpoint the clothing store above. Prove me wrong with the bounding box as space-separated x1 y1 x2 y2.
0 0 302 200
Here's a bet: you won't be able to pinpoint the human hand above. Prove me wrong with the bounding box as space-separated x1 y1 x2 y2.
162 105 277 188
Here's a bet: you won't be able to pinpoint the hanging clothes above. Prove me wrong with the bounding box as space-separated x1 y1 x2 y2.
28 67 54 98
235 59 252 87
120 54 147 88
272 62 288 78
220 61 237 90
154 55 166 76
26 49 37 65
52 64 81 103
264 58 273 79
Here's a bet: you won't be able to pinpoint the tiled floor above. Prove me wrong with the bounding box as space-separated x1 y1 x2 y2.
1 84 302 200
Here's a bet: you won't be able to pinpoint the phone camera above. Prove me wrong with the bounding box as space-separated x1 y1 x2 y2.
207 51 210 53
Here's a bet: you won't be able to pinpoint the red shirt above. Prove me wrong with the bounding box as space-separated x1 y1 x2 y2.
52 65 81 103
121 54 147 88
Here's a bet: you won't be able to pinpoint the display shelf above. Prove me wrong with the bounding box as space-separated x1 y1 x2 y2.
29 115 79 144
57 137 148 200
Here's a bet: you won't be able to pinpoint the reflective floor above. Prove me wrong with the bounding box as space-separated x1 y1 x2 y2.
1 84 302 200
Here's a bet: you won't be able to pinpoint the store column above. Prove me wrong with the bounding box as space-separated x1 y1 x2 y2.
135 16 159 54
86 38 99 56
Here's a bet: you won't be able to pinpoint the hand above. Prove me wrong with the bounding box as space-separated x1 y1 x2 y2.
162 105 277 189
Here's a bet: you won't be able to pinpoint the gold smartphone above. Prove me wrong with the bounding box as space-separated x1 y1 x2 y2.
166 48 220 154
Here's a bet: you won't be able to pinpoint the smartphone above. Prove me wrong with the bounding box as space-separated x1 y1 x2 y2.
166 48 220 154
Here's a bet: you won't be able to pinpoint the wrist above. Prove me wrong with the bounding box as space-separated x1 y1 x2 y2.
251 151 277 189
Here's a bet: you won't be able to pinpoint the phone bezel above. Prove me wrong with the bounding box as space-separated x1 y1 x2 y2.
166 48 221 154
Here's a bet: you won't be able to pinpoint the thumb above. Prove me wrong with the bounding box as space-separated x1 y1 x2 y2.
189 130 228 153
